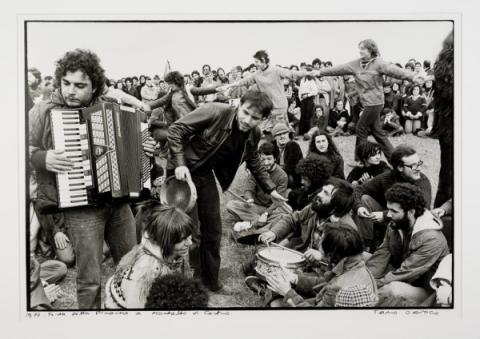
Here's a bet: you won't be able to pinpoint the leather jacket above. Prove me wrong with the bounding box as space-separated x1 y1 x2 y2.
168 102 276 193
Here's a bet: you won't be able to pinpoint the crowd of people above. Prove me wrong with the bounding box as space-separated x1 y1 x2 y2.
27 34 454 310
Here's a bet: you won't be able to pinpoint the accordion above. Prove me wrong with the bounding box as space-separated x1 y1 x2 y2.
50 102 151 209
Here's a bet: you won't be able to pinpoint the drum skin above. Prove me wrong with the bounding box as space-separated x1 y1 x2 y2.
254 247 306 281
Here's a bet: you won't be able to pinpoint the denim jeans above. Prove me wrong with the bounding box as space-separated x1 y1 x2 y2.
226 200 267 224
64 203 136 309
352 194 384 252
356 104 394 160
189 172 223 289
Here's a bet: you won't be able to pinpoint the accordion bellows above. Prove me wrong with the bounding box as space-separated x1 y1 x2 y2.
50 102 150 208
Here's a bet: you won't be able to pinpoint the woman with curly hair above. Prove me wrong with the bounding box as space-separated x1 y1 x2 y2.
314 39 424 160
105 203 194 309
307 130 345 179
402 84 427 134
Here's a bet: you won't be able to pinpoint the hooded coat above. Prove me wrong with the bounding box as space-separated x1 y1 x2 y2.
367 209 450 290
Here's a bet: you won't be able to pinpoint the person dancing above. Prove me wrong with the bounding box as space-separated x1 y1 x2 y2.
315 39 424 160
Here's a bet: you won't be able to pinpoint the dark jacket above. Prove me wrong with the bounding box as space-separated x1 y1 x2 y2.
168 103 276 193
328 108 350 129
383 92 401 115
367 210 449 290
283 254 378 307
346 161 390 184
273 140 304 188
353 170 432 212
269 204 357 252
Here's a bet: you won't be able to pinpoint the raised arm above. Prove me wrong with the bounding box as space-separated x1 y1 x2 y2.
147 91 172 110
316 60 356 77
228 75 256 89
378 59 416 81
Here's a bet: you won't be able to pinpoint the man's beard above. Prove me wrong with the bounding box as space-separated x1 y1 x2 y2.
311 200 335 219
392 214 411 231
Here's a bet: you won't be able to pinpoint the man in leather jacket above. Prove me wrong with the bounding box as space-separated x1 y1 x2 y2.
168 90 287 291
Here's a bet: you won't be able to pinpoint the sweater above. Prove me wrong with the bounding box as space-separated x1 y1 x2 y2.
346 161 390 184
234 65 310 114
283 254 378 307
318 58 416 107
403 95 428 115
353 170 432 212
244 164 288 207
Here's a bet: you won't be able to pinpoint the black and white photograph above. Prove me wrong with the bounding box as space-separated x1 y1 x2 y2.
2 0 479 337
24 19 455 310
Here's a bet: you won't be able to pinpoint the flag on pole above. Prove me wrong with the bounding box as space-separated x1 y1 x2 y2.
164 59 172 79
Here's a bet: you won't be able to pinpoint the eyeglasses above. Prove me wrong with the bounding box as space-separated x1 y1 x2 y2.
403 160 423 170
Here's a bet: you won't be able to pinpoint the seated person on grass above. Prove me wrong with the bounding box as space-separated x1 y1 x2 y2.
402 84 427 134
380 108 404 137
367 183 449 306
105 204 194 309
266 223 378 307
326 99 353 136
306 130 345 180
346 141 390 186
271 122 304 189
352 145 432 253
304 104 327 140
226 141 288 231
259 179 358 253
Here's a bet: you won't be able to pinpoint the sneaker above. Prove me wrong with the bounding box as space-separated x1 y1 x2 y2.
233 221 252 232
242 260 256 277
245 276 266 296
417 129 431 138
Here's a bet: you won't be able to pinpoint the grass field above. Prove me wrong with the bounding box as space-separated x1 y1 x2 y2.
47 134 440 309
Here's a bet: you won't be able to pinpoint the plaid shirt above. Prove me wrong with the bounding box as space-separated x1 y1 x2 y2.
335 284 378 307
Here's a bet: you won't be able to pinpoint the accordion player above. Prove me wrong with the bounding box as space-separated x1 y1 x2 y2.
50 102 151 209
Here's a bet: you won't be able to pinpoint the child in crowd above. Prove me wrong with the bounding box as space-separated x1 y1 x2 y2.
287 100 301 135
381 108 404 137
327 99 352 137
304 105 327 140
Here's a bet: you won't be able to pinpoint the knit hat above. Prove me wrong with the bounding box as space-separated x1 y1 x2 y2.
271 123 290 137
334 284 377 307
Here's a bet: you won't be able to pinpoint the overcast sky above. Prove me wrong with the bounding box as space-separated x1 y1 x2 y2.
27 21 453 80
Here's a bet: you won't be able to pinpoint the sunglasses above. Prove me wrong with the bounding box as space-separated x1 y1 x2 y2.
403 160 423 170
